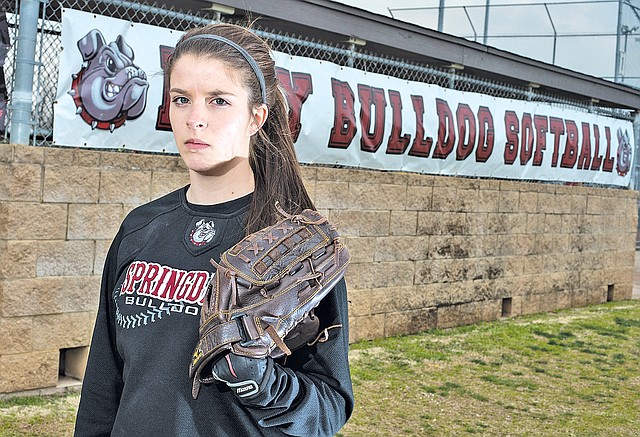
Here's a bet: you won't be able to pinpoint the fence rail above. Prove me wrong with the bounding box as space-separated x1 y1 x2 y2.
0 0 636 149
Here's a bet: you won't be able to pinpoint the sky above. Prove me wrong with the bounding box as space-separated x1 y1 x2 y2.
333 0 640 87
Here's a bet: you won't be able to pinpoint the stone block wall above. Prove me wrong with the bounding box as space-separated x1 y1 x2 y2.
0 144 189 394
1 143 637 394
311 168 637 341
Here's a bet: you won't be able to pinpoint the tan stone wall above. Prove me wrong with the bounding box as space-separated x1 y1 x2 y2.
0 144 190 394
337 172 638 340
1 143 637 394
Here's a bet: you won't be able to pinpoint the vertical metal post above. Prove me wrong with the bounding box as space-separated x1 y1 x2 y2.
632 111 640 249
614 0 624 82
448 64 463 89
462 7 477 42
544 3 557 65
633 111 640 191
345 36 366 69
482 0 490 45
526 84 538 101
437 0 445 32
347 42 355 68
31 0 48 144
9 0 39 145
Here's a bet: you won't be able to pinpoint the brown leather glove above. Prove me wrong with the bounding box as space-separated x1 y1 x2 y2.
189 203 350 399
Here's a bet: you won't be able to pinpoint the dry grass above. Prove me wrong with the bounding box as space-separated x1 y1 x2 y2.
0 393 79 436
1 300 639 436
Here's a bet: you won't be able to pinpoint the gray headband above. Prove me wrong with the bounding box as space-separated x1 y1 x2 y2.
179 34 267 105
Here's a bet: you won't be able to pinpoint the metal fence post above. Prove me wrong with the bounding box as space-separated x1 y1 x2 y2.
9 0 39 145
632 110 640 190
633 110 640 248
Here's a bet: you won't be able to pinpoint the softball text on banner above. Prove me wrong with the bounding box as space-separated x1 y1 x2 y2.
55 9 634 186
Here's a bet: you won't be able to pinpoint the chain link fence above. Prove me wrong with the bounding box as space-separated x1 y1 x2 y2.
0 0 636 148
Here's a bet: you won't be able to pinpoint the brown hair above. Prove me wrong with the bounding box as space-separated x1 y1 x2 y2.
166 23 315 233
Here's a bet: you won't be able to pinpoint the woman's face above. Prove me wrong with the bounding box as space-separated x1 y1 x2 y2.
169 54 262 176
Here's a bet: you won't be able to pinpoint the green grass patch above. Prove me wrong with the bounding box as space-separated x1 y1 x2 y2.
2 300 640 437
343 300 640 436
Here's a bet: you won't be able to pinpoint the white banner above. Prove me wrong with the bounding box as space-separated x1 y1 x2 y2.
55 9 635 186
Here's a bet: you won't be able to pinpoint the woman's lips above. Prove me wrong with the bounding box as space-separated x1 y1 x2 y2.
185 138 210 150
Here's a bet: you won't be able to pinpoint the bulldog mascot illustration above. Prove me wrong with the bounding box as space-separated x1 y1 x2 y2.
69 29 149 132
616 128 632 177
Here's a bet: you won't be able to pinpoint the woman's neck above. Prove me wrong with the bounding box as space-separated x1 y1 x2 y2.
186 159 255 205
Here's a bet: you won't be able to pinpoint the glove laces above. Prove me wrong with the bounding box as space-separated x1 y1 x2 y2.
275 201 327 225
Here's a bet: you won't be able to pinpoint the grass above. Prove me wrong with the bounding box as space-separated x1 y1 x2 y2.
340 299 640 436
0 393 79 437
1 300 639 436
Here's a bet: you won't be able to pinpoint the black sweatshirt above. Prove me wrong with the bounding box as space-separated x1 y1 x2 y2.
74 187 354 437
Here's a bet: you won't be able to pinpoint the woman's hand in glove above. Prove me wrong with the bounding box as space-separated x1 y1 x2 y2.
211 354 269 399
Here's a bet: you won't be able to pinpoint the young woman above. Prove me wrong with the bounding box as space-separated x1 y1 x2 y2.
74 23 354 437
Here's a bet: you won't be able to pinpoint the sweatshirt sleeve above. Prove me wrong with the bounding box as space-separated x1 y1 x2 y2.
239 278 355 437
74 230 125 437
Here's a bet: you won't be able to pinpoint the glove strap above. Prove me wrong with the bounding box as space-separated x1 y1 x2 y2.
190 320 243 378
226 379 260 398
265 324 292 356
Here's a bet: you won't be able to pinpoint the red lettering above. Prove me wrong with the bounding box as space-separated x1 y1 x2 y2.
176 272 196 301
504 111 519 164
275 68 313 142
386 90 411 154
432 98 455 159
408 95 433 157
186 272 209 303
533 115 548 166
158 269 186 301
520 113 534 165
358 84 387 153
590 124 603 171
455 103 476 161
122 262 146 294
155 45 174 131
121 264 135 294
577 122 592 170
549 117 565 167
560 120 579 168
603 126 614 172
328 79 357 148
476 106 494 162
149 266 172 297
138 263 160 295
120 261 211 303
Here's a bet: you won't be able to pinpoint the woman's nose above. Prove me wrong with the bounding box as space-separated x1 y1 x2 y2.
187 107 208 130
187 119 207 129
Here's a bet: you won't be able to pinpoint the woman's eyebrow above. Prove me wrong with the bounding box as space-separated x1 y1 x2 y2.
205 89 236 97
169 87 236 97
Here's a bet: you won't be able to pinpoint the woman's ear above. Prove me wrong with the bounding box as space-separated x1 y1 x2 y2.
249 104 268 136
